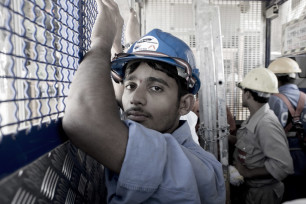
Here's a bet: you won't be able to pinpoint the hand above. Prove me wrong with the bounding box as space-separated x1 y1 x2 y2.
229 165 244 186
125 8 140 45
91 0 119 50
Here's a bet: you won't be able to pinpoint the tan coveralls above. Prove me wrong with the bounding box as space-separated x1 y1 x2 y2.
234 104 294 204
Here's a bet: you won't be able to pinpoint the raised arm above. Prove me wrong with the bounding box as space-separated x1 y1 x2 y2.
63 0 128 173
125 8 140 49
111 2 124 58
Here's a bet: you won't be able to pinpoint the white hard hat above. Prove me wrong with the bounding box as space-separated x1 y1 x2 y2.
238 67 279 94
268 57 301 74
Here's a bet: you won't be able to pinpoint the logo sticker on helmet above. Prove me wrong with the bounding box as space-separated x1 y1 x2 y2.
133 36 159 52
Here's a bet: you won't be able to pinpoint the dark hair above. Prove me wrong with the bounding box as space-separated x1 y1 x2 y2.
124 60 189 99
244 88 269 103
276 75 296 85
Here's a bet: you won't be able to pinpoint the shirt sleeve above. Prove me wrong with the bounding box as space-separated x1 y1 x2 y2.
257 116 294 180
106 120 225 204
269 95 288 127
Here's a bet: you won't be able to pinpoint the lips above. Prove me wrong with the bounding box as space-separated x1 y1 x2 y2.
125 109 150 122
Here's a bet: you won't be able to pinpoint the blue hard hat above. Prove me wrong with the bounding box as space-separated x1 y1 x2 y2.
111 29 201 95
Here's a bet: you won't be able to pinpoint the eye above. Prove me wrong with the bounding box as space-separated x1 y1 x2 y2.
125 82 136 90
150 86 163 92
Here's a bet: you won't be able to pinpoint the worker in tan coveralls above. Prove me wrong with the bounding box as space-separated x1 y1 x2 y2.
232 68 294 204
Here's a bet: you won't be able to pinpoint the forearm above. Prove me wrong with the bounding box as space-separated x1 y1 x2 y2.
241 166 273 179
228 135 237 145
63 46 128 173
111 24 124 57
111 3 124 57
126 8 140 44
70 47 113 106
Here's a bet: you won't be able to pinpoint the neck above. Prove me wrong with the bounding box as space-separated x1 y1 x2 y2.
248 102 265 116
278 81 285 87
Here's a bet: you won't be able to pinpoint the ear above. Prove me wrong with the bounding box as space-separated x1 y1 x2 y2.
245 90 252 100
179 94 195 116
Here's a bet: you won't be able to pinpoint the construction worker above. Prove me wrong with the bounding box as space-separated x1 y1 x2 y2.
233 68 293 204
63 0 225 203
268 57 306 202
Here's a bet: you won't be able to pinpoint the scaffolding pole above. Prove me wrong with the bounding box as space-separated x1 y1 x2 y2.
193 1 229 202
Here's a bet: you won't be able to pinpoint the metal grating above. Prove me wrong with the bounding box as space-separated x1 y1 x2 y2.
0 0 97 138
213 0 265 121
143 0 265 121
143 0 195 50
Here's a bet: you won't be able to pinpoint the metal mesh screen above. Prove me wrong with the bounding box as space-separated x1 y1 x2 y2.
211 0 265 121
143 0 195 50
0 0 97 137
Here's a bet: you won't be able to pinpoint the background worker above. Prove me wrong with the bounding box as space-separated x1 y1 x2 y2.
268 57 306 202
232 68 294 204
63 0 225 203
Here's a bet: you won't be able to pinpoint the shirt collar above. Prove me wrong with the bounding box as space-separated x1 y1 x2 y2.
279 84 298 92
244 103 270 133
172 120 193 144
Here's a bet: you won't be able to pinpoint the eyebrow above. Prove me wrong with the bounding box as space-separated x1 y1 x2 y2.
147 77 169 87
124 76 169 87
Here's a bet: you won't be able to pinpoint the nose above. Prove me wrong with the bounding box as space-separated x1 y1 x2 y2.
130 86 147 106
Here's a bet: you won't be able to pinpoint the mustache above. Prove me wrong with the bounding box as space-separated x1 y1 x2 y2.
122 107 152 119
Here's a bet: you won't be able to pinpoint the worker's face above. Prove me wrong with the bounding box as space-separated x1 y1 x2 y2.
122 62 181 133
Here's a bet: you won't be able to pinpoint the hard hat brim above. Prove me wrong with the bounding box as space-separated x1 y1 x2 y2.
111 53 201 94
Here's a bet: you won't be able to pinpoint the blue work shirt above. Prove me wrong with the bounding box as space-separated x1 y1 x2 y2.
269 84 306 129
105 120 226 204
269 84 306 175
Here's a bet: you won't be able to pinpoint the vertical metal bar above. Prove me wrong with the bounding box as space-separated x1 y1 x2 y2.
78 0 84 63
265 19 271 67
12 0 26 132
141 0 147 35
194 0 219 157
210 10 229 200
194 0 229 200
